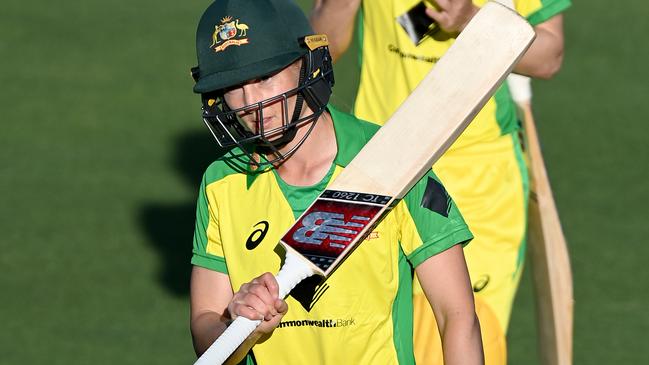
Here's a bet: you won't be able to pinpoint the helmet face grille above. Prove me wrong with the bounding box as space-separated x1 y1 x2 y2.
200 40 334 170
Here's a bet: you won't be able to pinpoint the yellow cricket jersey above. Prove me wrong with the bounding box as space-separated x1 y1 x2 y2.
355 0 572 150
191 106 473 364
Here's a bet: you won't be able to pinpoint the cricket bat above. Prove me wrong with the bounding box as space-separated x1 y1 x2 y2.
195 3 534 364
510 75 574 365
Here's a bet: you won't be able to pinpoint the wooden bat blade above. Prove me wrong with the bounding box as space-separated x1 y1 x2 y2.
522 102 574 365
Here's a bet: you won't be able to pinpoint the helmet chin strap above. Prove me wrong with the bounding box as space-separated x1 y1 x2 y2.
255 58 307 155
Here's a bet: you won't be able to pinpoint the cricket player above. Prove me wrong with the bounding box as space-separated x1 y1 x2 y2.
310 0 571 363
189 0 484 364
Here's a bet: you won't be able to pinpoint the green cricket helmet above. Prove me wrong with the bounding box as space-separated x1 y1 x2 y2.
190 0 334 169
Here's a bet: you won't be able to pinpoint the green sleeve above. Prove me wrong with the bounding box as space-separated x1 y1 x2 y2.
191 172 228 274
527 0 572 26
400 170 473 268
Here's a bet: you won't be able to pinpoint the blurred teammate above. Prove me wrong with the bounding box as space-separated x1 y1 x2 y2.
189 0 483 363
310 0 570 363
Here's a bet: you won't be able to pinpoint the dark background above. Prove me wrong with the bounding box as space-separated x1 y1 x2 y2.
1 0 647 363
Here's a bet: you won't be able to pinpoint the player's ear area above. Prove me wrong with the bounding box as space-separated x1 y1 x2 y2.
201 90 226 110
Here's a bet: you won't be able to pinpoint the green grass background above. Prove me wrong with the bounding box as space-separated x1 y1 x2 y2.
1 0 647 363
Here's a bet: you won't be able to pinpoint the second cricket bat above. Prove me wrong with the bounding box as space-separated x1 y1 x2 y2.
195 3 535 364
521 99 574 365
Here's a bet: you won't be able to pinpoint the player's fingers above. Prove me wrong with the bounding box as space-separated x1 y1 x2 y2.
256 272 280 299
231 280 276 320
434 0 451 11
246 283 279 317
275 299 288 315
425 8 448 27
229 300 264 321
257 299 288 332
236 291 275 320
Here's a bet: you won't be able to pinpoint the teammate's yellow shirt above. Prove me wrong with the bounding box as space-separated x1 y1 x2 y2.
192 106 473 364
354 0 572 149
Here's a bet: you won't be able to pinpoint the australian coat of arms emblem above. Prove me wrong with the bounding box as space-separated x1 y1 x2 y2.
210 16 249 53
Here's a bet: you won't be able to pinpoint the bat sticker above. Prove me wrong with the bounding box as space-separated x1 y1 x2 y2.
281 190 392 271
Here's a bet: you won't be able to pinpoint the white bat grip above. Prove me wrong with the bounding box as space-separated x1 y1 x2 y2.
193 251 315 365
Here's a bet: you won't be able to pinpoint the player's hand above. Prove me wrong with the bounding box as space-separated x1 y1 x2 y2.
426 0 479 33
228 272 288 336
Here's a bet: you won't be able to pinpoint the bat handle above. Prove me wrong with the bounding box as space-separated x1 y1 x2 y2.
193 251 315 365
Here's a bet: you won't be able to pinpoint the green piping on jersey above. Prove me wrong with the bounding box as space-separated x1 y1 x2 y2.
494 81 519 136
528 0 572 26
392 247 415 364
191 254 228 273
512 132 530 276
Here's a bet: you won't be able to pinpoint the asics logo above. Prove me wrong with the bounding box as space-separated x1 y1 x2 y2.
246 221 269 250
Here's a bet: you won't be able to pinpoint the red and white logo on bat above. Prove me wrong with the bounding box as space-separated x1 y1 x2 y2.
292 212 370 248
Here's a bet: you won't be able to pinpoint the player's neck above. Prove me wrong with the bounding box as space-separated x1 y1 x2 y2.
275 111 336 187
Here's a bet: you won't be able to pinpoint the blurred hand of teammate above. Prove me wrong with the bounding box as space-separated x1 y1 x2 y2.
228 272 288 335
426 0 480 33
